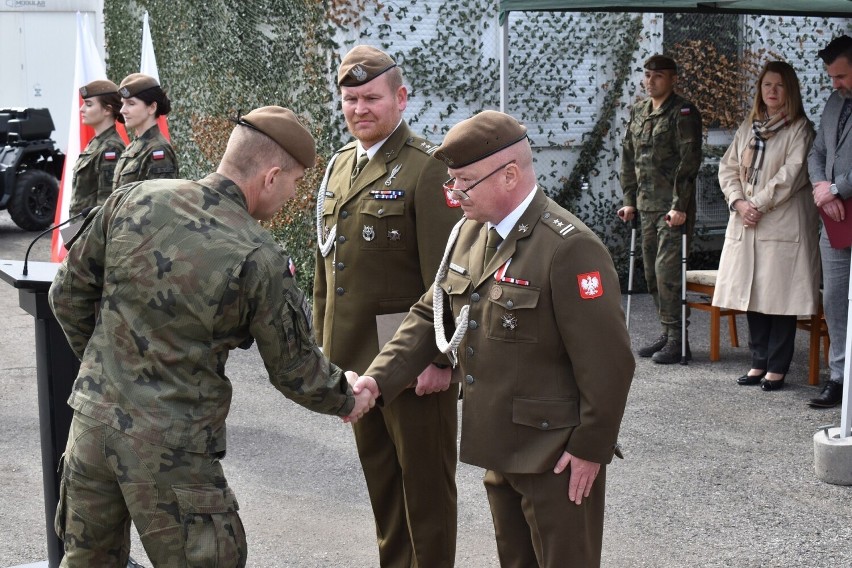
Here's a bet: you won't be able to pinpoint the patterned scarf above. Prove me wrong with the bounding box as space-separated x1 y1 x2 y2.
741 112 790 186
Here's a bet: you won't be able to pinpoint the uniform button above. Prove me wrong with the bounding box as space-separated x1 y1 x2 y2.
336 287 345 296
543 212 551 219
469 320 478 330
448 285 453 292
378 208 385 215
341 210 349 219
336 262 345 270
338 235 346 243
465 375 475 385
471 292 480 302
506 300 514 308
466 346 474 357
541 421 550 429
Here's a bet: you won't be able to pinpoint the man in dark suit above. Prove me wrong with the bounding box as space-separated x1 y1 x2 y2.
355 110 635 567
809 35 852 408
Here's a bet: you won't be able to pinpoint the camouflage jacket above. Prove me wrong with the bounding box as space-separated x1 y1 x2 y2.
620 93 703 213
49 173 354 454
70 126 126 216
112 123 179 190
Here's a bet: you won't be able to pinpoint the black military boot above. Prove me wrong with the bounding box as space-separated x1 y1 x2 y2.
652 339 691 364
637 334 668 358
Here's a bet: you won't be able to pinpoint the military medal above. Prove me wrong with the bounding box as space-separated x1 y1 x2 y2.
363 225 375 241
388 229 401 241
370 190 405 200
501 313 518 330
489 285 503 300
494 259 530 286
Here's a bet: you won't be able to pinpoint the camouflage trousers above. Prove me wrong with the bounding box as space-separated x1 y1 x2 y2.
56 411 247 567
640 210 694 339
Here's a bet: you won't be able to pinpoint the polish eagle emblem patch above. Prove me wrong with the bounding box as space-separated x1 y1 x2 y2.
577 271 603 299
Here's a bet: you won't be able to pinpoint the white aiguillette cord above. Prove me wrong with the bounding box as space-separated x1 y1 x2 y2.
433 216 470 367
316 152 341 258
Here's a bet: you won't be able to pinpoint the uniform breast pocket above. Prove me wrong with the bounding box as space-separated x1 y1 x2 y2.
486 284 540 343
321 197 339 229
359 199 406 250
73 152 96 186
439 269 473 313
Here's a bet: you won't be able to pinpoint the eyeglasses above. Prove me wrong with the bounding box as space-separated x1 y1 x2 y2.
443 160 516 201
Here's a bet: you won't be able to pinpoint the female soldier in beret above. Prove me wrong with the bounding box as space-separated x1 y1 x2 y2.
112 73 179 189
70 79 126 215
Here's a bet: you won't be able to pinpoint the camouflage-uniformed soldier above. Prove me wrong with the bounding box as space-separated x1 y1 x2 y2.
356 111 634 568
313 46 462 567
69 79 125 216
49 106 373 567
112 73 178 189
618 54 703 364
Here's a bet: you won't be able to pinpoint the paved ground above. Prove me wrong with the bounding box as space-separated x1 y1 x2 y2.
0 209 850 567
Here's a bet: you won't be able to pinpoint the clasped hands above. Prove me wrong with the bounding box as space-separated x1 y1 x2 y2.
733 199 763 228
813 181 845 222
342 371 380 424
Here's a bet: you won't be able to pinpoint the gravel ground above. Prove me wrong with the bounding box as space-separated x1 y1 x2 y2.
0 209 849 567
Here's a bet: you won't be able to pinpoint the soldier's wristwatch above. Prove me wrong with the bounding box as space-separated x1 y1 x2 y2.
830 183 840 196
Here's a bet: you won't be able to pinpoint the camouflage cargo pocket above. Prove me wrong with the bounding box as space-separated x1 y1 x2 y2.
172 484 246 568
54 453 67 542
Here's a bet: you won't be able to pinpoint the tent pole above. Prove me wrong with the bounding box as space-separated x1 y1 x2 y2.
500 13 509 112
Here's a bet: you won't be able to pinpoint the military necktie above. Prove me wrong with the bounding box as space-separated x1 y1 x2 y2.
483 227 503 270
351 153 369 187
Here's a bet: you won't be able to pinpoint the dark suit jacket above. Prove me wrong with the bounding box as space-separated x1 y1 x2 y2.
365 189 635 473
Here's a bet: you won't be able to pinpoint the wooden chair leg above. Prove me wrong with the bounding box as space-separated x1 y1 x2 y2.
728 313 739 348
808 315 820 386
709 306 721 362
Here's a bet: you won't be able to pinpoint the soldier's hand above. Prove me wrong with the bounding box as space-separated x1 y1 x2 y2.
343 373 379 424
665 210 686 227
616 206 636 222
554 451 601 506
414 363 452 396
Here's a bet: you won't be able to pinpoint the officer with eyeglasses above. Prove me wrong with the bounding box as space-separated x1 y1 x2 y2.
355 110 635 568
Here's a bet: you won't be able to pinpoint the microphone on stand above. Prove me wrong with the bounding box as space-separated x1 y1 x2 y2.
22 206 96 276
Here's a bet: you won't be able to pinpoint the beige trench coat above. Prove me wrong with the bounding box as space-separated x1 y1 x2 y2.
712 117 820 316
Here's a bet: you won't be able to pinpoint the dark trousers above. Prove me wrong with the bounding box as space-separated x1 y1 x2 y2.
484 466 607 568
746 311 797 374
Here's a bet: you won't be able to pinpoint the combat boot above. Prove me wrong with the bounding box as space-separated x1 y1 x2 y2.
637 333 668 358
651 339 691 364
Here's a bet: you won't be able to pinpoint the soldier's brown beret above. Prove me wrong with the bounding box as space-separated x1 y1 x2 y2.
644 55 677 73
337 45 398 87
239 106 317 168
433 110 528 168
118 73 160 98
79 79 119 99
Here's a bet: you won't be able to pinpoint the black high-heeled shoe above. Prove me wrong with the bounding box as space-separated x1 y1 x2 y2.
760 376 786 391
737 371 766 386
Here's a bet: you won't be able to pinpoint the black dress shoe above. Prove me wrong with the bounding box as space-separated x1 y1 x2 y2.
737 371 766 386
760 376 785 391
638 334 668 358
808 381 843 408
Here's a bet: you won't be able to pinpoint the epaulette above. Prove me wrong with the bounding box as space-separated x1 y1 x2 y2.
541 211 578 238
406 136 439 156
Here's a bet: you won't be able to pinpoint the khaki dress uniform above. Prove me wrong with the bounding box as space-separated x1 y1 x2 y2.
621 93 703 340
69 125 125 216
112 123 178 189
365 189 635 567
50 173 354 567
313 121 462 567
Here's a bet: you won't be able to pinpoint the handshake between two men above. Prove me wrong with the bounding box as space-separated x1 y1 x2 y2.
342 363 454 424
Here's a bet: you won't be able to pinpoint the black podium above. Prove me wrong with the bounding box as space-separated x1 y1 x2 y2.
0 260 76 568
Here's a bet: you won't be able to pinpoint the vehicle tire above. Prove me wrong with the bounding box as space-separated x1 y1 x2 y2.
9 169 59 231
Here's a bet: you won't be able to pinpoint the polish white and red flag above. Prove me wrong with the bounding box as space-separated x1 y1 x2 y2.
140 11 170 142
50 12 108 262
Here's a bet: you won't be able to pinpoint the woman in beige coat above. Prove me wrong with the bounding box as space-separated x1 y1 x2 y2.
713 61 819 391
